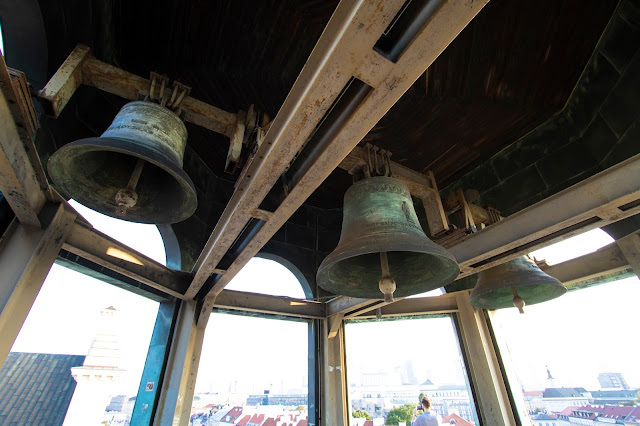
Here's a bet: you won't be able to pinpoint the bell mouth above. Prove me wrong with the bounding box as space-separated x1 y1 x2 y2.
470 282 567 310
317 232 460 299
47 137 198 224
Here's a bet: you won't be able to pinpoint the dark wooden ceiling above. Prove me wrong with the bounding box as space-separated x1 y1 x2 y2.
38 0 618 208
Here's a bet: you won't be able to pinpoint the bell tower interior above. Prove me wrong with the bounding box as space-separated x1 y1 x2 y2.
0 0 639 425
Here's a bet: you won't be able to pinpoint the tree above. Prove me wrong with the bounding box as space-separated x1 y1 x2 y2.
385 404 414 425
419 392 426 403
353 410 372 420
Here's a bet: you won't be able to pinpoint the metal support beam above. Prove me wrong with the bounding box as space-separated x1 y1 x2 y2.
188 0 489 299
0 204 76 364
322 319 348 426
543 242 631 287
63 218 190 299
154 300 210 426
449 154 640 278
130 301 180 425
213 289 325 319
352 292 458 319
616 232 640 278
455 292 516 426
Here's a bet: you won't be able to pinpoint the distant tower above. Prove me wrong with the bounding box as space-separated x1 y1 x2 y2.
63 306 126 426
598 373 629 389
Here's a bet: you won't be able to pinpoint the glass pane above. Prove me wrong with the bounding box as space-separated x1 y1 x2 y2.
1 265 159 425
191 313 309 425
70 200 167 265
225 257 307 298
345 316 479 425
491 276 640 424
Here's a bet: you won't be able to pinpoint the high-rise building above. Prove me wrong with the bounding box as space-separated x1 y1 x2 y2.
598 373 629 390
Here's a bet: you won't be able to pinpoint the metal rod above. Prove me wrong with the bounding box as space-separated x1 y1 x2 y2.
127 158 145 190
380 251 390 277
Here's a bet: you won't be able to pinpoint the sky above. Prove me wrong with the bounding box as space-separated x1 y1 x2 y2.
7 201 638 401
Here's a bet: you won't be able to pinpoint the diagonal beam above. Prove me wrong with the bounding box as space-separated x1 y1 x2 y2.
187 0 489 300
63 218 191 299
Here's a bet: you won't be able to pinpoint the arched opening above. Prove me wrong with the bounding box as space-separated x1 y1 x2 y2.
192 257 313 425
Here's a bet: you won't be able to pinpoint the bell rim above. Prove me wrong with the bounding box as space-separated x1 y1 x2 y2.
48 136 198 224
469 281 567 309
317 233 460 298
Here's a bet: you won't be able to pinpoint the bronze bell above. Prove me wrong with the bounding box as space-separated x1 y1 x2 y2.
47 101 197 224
470 255 567 313
317 176 459 301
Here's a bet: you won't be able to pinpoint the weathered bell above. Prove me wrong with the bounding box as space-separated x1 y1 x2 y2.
470 255 567 312
317 176 460 300
47 101 197 224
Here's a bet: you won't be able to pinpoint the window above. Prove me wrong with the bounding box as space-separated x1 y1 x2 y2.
1 203 163 425
491 231 639 423
190 257 312 426
345 315 479 425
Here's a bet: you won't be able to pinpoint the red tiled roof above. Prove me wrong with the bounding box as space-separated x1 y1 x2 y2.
363 421 374 426
296 420 307 426
523 391 543 397
262 417 277 426
441 413 474 426
249 413 265 425
600 405 633 420
237 414 251 426
220 406 244 423
557 406 580 416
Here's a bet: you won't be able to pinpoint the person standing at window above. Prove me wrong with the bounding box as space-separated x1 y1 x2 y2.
412 397 441 426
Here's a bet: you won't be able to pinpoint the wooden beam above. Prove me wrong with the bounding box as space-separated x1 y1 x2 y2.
0 56 47 228
63 218 190 299
213 289 325 319
38 44 239 138
37 44 90 117
0 204 76 363
188 0 489 300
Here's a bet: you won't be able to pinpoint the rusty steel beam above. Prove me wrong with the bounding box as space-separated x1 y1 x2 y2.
188 0 489 301
449 153 640 277
213 289 325 319
63 217 190 299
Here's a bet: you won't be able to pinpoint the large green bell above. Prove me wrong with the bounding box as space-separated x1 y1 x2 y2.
317 176 459 300
47 101 197 224
470 255 567 312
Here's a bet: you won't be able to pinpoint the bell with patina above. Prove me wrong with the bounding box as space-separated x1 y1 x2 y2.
47 101 197 224
470 255 567 313
316 176 459 300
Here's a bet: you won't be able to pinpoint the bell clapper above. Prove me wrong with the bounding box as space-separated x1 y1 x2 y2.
379 251 397 303
115 158 145 216
511 287 525 314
